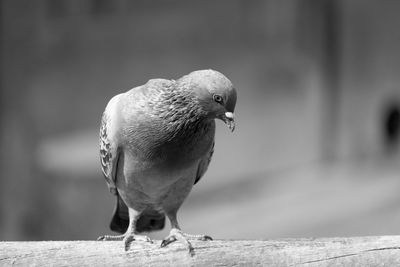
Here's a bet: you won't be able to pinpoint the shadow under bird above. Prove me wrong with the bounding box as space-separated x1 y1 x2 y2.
98 69 237 255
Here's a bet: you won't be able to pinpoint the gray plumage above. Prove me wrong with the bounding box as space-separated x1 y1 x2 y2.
98 69 237 254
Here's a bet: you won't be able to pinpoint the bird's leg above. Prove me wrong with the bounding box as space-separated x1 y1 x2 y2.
161 210 212 256
122 208 153 251
98 208 153 251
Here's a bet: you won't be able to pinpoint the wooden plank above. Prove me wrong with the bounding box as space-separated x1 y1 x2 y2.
1 236 400 266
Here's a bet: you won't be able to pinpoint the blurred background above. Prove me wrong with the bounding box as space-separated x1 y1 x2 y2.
1 0 400 241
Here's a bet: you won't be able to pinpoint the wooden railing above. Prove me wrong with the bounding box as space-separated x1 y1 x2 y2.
1 236 400 266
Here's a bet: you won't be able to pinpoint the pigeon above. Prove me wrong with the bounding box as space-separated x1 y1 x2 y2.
97 69 237 255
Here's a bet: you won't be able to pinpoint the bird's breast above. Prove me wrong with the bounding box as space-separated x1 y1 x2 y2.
125 160 198 198
116 119 215 209
122 119 215 166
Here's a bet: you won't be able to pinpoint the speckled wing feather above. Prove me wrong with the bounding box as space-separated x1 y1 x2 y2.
99 113 114 192
99 113 112 179
99 95 122 195
99 94 132 232
194 141 214 185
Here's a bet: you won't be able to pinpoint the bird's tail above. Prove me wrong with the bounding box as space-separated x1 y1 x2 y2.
110 194 129 233
110 194 165 234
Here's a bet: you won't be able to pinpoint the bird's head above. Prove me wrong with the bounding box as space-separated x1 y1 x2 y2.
179 69 237 132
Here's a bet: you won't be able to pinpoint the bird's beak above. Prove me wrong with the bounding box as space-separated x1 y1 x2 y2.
222 112 235 132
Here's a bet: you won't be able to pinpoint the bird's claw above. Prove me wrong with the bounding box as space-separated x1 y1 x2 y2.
123 234 153 251
183 233 213 241
160 236 177 248
97 233 152 251
97 236 106 241
124 235 134 251
97 234 125 241
188 245 195 257
198 235 213 241
160 229 212 256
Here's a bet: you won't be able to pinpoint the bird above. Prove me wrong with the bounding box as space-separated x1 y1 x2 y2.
97 69 237 255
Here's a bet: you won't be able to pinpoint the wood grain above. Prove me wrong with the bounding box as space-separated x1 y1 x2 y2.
1 236 400 266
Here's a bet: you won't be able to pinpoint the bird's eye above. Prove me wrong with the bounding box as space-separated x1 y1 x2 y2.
213 94 224 104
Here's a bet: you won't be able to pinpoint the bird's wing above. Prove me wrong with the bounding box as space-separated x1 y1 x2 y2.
194 140 215 185
100 94 133 233
99 94 122 195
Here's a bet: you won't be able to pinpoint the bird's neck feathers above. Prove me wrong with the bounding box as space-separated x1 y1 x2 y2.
147 80 210 139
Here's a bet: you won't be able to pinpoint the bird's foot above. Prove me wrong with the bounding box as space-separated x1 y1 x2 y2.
123 233 153 251
97 234 125 241
97 233 153 251
160 228 212 256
